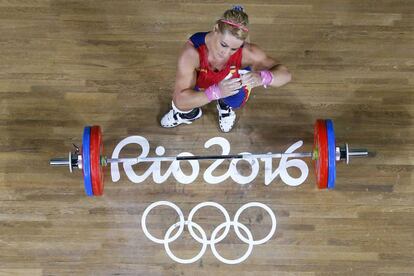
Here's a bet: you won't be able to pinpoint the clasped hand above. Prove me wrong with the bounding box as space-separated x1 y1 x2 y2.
218 72 262 98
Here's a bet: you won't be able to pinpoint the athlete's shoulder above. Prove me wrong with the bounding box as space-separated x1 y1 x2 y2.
242 43 266 59
188 32 208 49
178 41 200 69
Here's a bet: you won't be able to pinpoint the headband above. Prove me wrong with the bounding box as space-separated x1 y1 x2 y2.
220 19 249 32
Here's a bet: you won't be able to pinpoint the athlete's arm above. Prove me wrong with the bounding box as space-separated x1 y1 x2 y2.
172 42 210 111
241 43 292 88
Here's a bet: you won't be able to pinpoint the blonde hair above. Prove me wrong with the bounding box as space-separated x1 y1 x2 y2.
216 6 249 40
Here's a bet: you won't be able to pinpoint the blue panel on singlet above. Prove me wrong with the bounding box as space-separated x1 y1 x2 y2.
222 66 252 109
189 32 208 49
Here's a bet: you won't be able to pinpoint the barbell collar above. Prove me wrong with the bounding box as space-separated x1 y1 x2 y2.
49 152 79 172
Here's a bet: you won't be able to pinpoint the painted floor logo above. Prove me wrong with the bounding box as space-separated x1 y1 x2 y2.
141 201 277 265
110 136 309 186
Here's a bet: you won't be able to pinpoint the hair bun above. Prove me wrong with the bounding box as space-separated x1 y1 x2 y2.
232 5 244 12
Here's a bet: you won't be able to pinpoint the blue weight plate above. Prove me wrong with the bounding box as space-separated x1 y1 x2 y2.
82 126 94 196
326 119 336 189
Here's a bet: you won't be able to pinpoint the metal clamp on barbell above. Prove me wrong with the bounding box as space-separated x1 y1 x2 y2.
49 145 82 173
337 143 369 164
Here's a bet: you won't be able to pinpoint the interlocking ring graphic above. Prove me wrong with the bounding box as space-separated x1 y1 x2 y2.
141 201 277 264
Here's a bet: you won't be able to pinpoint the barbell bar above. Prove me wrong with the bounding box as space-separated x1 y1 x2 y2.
50 119 369 196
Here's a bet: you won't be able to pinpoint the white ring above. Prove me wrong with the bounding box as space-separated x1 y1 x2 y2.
187 201 231 244
233 202 277 245
141 201 185 244
210 221 254 265
164 220 208 264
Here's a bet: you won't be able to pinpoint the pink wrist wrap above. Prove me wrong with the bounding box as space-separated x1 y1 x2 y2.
260 70 274 88
204 84 222 101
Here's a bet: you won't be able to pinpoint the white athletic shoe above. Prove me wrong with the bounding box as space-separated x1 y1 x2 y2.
217 101 236 132
160 102 202 128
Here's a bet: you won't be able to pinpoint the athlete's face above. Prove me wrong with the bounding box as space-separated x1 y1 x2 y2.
212 30 244 61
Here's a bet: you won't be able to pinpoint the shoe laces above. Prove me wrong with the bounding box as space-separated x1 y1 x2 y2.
220 107 233 118
172 110 180 120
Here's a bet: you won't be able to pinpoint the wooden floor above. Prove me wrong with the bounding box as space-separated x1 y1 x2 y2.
1 0 413 275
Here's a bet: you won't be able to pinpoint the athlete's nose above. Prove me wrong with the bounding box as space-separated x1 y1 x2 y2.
221 48 230 57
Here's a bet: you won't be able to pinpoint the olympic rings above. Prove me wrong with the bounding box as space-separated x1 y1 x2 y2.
141 201 277 265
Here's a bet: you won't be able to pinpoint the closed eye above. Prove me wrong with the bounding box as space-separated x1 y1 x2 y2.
221 41 238 51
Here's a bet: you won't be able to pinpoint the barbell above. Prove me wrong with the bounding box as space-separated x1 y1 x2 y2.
49 119 369 196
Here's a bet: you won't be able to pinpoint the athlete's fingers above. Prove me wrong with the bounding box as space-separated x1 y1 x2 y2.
240 73 253 81
226 78 241 84
230 83 242 90
228 89 240 96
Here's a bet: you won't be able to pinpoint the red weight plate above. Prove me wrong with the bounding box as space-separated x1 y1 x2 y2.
90 125 104 196
313 120 328 189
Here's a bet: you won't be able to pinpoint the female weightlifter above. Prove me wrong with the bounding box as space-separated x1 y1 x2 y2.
160 5 292 132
